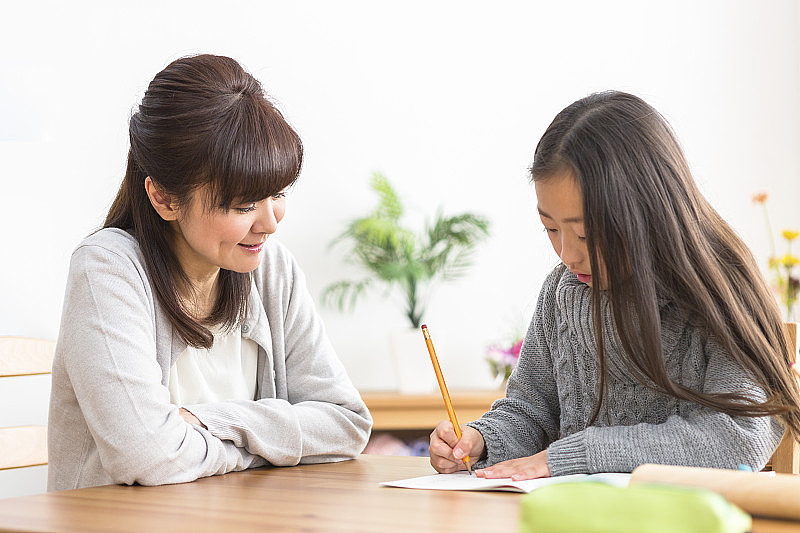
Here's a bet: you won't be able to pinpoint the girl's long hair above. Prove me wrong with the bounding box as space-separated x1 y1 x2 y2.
530 91 800 439
105 54 303 348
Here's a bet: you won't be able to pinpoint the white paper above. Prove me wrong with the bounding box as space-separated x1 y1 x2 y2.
380 471 631 493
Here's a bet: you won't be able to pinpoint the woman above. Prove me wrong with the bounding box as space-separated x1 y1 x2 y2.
48 54 371 490
430 91 800 479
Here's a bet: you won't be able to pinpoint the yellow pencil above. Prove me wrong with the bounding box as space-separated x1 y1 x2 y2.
421 324 473 474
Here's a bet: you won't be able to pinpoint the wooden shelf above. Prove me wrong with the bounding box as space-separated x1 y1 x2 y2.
360 390 503 431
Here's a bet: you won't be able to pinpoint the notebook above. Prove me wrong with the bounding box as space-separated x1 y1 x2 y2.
380 471 631 493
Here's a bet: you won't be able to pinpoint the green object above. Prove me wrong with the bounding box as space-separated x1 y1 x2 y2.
323 172 490 328
518 482 751 533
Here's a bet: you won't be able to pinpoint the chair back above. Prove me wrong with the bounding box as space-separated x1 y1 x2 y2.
0 336 55 470
769 322 800 474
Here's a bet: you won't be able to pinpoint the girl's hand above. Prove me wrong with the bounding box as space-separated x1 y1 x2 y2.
429 421 485 473
475 449 550 480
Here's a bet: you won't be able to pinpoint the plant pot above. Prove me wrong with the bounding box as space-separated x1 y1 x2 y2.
492 373 509 392
388 328 438 394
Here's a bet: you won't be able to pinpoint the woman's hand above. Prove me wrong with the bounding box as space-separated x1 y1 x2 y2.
179 408 207 429
475 449 550 480
429 420 485 473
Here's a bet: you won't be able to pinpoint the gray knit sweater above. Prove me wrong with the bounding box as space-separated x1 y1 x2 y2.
469 264 783 475
48 228 372 490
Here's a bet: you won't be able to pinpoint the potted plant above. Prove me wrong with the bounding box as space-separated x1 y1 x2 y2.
324 172 490 391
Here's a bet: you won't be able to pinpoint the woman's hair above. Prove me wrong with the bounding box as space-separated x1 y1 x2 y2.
530 90 800 439
105 54 303 348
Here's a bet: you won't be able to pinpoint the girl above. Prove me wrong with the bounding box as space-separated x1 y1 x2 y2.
430 91 800 479
48 55 371 490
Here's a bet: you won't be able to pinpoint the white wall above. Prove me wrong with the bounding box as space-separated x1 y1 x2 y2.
1 0 798 496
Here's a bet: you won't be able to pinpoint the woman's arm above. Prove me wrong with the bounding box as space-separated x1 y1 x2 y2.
183 242 372 465
55 243 264 486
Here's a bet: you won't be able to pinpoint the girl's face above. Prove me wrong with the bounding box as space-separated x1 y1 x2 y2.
535 171 604 288
170 188 286 283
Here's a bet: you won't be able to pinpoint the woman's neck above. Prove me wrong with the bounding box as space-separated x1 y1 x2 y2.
179 271 220 322
166 227 222 321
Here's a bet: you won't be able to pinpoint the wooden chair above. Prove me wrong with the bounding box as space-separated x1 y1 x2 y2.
769 322 800 474
0 336 56 470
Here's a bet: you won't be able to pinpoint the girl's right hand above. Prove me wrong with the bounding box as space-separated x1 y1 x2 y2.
429 420 485 473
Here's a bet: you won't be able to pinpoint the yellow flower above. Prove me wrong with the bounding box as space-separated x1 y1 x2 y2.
752 192 768 204
782 229 799 241
781 254 800 268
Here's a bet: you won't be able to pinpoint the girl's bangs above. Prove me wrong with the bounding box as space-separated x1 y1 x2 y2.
205 97 303 209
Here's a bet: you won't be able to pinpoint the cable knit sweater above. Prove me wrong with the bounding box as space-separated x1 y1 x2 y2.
468 264 784 475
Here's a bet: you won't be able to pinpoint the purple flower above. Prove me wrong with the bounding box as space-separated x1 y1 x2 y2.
485 337 523 380
511 339 523 357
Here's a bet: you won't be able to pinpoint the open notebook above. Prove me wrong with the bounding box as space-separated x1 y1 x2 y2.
380 471 631 493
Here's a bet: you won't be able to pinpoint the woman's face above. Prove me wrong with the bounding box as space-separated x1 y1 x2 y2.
170 187 286 283
535 170 605 288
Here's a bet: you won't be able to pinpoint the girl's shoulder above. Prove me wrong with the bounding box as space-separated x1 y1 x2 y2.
544 263 570 289
535 263 571 313
540 263 584 301
536 263 595 326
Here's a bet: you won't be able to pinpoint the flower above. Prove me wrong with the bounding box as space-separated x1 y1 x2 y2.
754 192 800 321
782 229 799 242
486 335 523 384
782 254 800 268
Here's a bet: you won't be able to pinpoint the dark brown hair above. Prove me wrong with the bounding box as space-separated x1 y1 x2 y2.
530 91 800 439
105 54 303 348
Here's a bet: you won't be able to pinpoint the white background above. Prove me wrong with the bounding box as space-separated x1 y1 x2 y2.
1 0 799 497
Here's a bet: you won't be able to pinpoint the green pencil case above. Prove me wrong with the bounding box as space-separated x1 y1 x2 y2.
519 481 751 533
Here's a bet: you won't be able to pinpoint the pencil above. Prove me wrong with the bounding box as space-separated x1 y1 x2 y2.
421 324 473 475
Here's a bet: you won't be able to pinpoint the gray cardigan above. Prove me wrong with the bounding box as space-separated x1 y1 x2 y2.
48 228 372 490
469 264 783 475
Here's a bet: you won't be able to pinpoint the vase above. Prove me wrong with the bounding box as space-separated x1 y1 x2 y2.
388 328 438 394
492 372 509 392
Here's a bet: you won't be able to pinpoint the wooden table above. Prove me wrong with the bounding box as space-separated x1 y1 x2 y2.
0 455 797 533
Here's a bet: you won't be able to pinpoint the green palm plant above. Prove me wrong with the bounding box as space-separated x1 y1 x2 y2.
323 172 490 328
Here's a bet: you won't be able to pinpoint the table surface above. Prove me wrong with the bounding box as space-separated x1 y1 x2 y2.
0 455 798 533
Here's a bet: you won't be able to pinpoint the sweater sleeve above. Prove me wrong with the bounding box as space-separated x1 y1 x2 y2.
546 337 784 475
467 266 563 468
183 244 372 465
466 262 784 475
55 244 264 486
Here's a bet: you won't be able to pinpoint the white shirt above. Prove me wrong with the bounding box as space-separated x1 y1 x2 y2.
168 324 259 405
